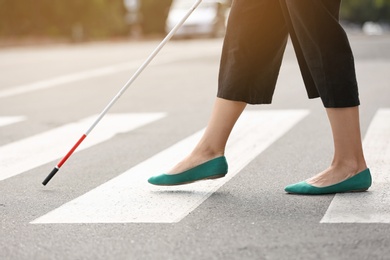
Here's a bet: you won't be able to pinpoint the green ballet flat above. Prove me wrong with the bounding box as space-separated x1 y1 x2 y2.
148 156 228 186
284 168 372 195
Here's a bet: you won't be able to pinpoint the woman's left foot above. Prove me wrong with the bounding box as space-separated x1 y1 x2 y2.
305 166 368 187
285 168 372 195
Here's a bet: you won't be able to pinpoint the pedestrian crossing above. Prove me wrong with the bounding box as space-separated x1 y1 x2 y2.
0 109 389 224
0 113 165 181
31 110 309 224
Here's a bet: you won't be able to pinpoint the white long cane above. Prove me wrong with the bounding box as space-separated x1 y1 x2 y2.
43 0 203 185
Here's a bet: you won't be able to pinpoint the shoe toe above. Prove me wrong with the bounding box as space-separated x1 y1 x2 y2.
284 181 308 194
147 175 162 185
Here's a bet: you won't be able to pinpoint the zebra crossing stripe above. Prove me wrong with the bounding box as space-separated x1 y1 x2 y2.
31 110 309 224
0 113 165 182
0 61 145 99
321 109 390 223
0 46 221 99
0 116 26 127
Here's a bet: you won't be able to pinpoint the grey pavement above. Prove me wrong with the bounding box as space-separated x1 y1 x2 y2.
0 33 390 260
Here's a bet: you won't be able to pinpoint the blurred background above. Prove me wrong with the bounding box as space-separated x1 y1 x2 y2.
0 0 389 46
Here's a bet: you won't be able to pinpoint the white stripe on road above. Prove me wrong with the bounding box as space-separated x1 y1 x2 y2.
0 116 26 127
0 60 145 98
321 109 390 223
0 49 218 99
0 113 165 182
31 110 309 224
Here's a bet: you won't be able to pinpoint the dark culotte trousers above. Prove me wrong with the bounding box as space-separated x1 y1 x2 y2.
217 0 360 108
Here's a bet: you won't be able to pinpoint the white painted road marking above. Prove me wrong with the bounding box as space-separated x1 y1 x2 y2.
31 110 309 224
0 113 165 182
0 60 146 98
0 116 26 127
0 48 220 99
321 109 390 223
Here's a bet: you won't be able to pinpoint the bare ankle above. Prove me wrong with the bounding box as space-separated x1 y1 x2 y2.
191 145 224 159
331 159 367 173
168 148 224 174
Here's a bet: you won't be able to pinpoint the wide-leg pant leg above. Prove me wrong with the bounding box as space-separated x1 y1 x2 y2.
280 0 360 107
217 0 289 104
218 0 360 108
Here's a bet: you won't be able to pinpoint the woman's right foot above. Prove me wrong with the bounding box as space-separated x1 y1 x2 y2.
167 152 224 175
148 156 228 186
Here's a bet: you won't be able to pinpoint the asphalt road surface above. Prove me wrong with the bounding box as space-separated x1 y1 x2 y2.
1 33 390 260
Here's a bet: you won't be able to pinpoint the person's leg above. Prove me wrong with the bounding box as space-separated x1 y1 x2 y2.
280 0 369 191
218 0 288 104
167 0 288 175
168 98 246 174
306 106 367 187
279 0 360 107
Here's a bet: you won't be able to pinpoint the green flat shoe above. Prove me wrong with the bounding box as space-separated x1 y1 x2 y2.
284 168 372 195
148 156 228 186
